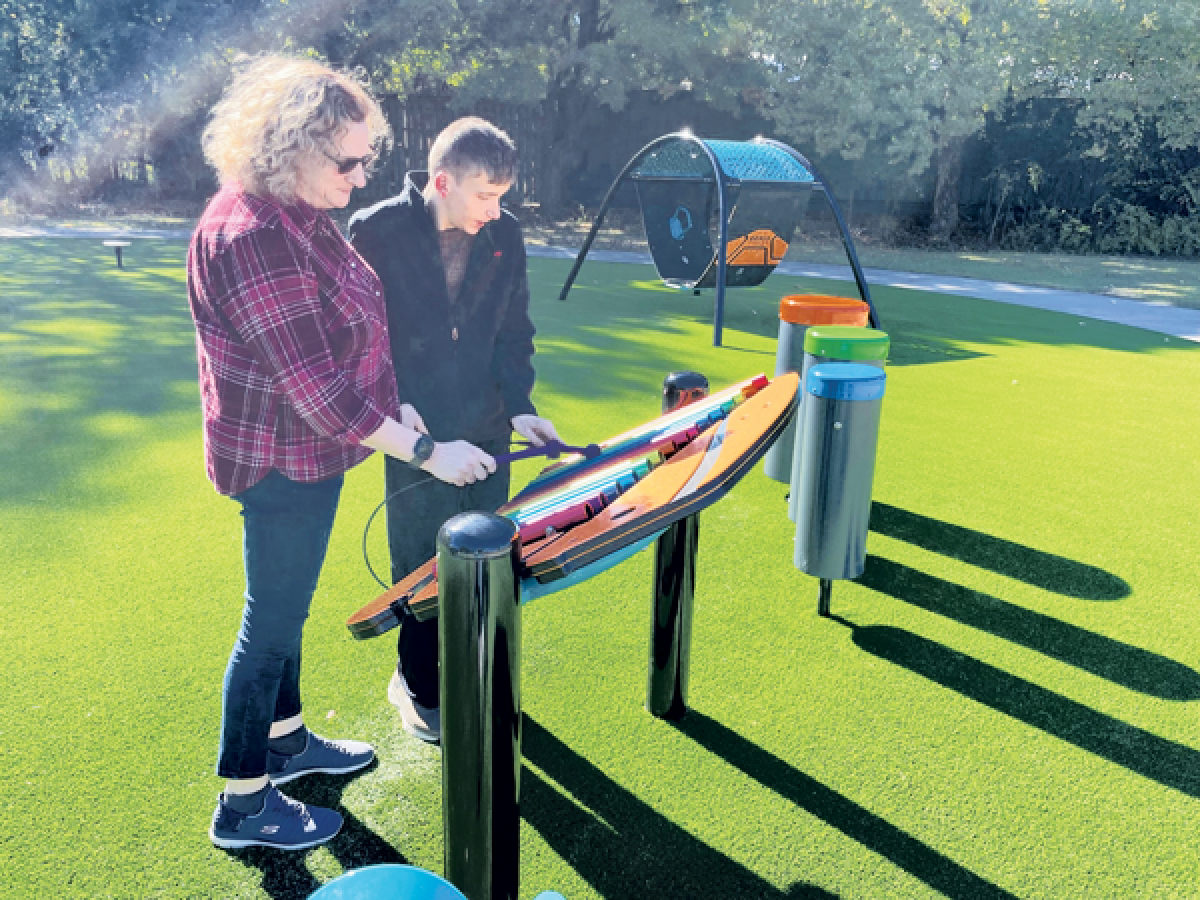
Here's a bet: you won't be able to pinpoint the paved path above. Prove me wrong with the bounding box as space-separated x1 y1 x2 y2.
0 224 193 240
5 226 1197 342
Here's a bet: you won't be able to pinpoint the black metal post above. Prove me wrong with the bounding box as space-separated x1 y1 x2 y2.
713 177 730 347
647 514 699 719
646 372 708 719
438 512 522 900
818 578 833 617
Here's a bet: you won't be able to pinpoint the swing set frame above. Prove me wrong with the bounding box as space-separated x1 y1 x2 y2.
557 132 879 346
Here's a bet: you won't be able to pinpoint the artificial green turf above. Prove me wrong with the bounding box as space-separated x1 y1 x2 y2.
1 238 1199 898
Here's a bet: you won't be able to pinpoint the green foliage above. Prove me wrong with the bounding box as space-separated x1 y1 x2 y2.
1000 202 1200 257
5 0 1200 235
735 0 1043 178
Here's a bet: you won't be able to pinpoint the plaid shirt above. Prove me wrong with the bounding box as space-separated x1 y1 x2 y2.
187 184 399 495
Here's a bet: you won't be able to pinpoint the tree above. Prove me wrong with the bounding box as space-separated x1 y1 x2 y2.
1040 0 1200 156
736 0 1052 234
344 0 749 215
737 0 1200 236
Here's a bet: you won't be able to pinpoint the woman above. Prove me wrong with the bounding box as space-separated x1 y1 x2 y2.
189 56 494 851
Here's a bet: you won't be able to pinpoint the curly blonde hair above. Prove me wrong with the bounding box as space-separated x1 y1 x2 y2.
202 55 391 202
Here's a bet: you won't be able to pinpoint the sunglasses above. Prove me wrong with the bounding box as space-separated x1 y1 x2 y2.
324 149 376 175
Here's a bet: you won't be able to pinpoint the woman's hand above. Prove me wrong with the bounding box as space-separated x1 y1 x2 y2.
422 440 496 487
399 403 427 433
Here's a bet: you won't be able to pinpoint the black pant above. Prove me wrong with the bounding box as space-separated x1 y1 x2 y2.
385 439 511 708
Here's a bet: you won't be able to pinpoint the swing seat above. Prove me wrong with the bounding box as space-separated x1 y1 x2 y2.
631 138 815 291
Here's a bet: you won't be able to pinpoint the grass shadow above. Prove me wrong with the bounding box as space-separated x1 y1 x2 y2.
221 763 408 900
0 239 198 506
842 621 1200 798
522 716 838 899
869 503 1130 600
671 712 1018 900
857 555 1199 700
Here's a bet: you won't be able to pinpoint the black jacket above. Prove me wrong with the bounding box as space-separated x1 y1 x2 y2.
348 172 538 444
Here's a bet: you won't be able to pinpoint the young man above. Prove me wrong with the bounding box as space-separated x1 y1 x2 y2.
349 118 558 743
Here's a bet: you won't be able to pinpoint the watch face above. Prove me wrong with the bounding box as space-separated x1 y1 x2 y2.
413 434 435 464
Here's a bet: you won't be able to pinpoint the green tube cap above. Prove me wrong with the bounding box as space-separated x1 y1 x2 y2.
803 326 890 362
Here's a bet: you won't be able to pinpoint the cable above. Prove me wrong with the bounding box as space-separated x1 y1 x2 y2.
361 474 436 589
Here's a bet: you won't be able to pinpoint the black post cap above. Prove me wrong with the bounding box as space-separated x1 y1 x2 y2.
438 512 518 559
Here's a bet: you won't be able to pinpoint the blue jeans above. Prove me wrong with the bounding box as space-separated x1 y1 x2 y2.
216 470 344 779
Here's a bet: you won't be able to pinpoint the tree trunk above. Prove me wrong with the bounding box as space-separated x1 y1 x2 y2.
537 81 593 217
536 0 606 218
931 134 967 236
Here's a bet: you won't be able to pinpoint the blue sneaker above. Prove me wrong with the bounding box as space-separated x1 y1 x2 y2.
266 730 374 785
209 785 342 850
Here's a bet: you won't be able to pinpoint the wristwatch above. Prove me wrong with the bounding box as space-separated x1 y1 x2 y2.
409 433 435 468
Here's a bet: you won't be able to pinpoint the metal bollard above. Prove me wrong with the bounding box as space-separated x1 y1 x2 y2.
646 372 707 719
661 370 709 414
438 512 522 900
791 364 887 616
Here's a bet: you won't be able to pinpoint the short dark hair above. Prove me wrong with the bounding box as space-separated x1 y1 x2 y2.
428 117 517 184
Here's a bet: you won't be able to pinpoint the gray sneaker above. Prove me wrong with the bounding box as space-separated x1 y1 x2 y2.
266 729 374 785
388 671 441 745
209 785 342 850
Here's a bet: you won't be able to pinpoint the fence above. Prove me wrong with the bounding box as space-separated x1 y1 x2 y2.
89 93 546 211
355 95 545 207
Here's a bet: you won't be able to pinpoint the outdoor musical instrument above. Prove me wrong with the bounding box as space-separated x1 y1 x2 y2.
346 372 797 638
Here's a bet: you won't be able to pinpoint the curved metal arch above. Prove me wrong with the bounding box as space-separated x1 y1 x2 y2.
556 132 692 304
757 138 880 329
556 133 729 334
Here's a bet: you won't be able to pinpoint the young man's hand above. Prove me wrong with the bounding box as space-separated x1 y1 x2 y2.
511 414 560 447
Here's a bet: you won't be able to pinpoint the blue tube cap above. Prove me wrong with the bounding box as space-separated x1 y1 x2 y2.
806 363 887 401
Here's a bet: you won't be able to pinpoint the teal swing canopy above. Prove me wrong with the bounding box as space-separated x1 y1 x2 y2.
558 133 878 346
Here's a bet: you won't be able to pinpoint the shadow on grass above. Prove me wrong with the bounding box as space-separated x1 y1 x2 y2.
671 712 1017 900
0 239 197 507
869 503 1130 600
6 242 1194 517
221 762 408 900
522 716 838 899
840 620 1200 799
857 555 1199 700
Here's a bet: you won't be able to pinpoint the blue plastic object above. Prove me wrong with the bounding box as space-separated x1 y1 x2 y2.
310 865 467 900
806 363 887 402
706 140 815 182
631 137 815 183
520 529 665 604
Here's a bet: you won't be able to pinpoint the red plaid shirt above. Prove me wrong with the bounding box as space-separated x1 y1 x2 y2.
187 185 399 495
